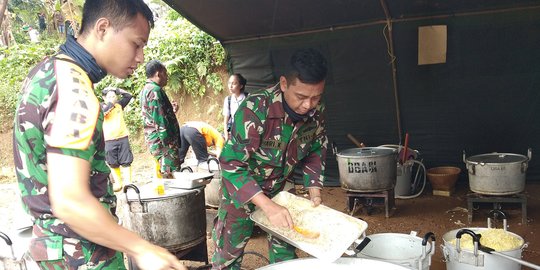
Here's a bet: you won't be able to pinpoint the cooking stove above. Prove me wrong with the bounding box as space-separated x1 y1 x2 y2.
466 192 527 224
346 188 395 218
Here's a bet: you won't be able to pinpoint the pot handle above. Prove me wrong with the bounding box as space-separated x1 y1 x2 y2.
527 148 532 161
455 229 481 256
0 231 16 259
421 232 436 265
487 209 508 230
180 166 193 173
123 184 143 206
207 157 220 173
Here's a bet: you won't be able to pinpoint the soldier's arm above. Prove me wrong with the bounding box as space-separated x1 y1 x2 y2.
47 153 184 269
301 109 328 207
219 106 264 206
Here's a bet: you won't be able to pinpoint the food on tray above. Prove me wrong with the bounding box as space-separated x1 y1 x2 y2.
449 228 523 251
255 193 365 247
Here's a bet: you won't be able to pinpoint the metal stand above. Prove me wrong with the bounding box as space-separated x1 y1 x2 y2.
467 193 527 224
346 189 395 218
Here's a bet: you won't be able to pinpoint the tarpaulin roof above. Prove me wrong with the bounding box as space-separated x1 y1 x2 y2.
161 0 540 184
162 0 540 43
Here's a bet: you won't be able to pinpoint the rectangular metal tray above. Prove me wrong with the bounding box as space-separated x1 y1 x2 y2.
168 172 214 189
250 192 368 262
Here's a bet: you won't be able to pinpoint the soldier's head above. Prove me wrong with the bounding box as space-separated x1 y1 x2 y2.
146 60 168 88
280 48 328 115
77 0 154 79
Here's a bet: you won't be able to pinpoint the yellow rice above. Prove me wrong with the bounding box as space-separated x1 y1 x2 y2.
449 228 523 251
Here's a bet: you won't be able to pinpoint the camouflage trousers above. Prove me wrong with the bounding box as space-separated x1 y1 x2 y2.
211 201 296 270
30 226 126 270
150 146 181 177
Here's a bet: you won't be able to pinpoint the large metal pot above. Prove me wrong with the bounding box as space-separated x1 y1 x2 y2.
256 257 411 270
197 157 222 208
120 183 206 252
463 149 532 195
357 232 435 270
441 212 527 270
336 147 398 192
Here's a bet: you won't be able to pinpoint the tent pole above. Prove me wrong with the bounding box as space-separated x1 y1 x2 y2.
379 0 403 144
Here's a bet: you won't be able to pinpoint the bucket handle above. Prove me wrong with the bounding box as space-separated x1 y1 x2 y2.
487 209 508 230
455 229 481 256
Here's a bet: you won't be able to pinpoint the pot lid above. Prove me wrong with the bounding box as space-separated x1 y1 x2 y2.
466 153 528 164
337 147 397 158
124 181 199 202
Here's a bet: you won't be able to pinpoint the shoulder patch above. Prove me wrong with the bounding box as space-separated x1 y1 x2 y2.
48 60 99 150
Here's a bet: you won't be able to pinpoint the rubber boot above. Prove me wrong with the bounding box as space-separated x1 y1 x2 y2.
121 166 132 186
111 167 123 192
154 158 163 179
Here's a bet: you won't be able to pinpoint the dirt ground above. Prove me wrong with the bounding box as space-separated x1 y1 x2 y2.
1 130 539 270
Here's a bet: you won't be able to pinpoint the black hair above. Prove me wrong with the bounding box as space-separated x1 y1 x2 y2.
286 48 328 84
145 60 165 78
231 73 247 92
79 0 154 35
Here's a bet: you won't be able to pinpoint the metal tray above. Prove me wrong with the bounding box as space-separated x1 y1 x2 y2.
250 192 368 262
168 172 214 189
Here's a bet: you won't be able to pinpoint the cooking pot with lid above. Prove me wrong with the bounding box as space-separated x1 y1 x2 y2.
120 183 207 252
336 147 398 192
463 149 532 195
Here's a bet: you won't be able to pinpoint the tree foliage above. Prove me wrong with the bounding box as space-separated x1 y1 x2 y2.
0 6 226 134
95 9 226 135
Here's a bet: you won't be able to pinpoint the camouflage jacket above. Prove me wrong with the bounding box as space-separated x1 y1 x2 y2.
13 55 113 238
219 84 328 207
140 81 181 158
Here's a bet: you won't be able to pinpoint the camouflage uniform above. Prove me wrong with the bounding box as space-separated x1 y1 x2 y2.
12 55 125 269
140 80 182 175
212 84 328 269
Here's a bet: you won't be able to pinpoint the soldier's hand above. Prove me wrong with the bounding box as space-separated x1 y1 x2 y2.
263 201 293 229
308 188 323 207
134 244 187 270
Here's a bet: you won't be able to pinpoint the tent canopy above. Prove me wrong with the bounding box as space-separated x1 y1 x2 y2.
162 0 540 185
162 0 540 42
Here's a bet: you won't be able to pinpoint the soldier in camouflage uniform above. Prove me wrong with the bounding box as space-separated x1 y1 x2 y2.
12 1 186 270
212 48 329 269
140 60 182 178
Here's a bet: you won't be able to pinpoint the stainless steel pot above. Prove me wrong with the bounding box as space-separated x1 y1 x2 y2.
463 149 532 195
357 232 435 270
256 257 411 270
120 183 206 252
197 157 222 207
441 212 528 270
336 147 398 192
